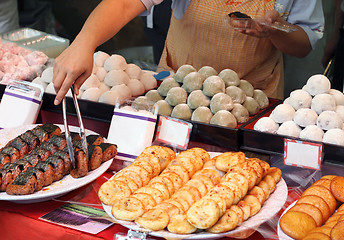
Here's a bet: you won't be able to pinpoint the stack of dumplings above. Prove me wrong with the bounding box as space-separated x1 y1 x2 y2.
145 64 269 128
254 74 344 146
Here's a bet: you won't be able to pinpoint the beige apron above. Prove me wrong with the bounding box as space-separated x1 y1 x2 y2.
159 0 284 99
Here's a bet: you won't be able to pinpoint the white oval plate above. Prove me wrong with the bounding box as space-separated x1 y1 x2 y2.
103 175 288 239
0 124 113 204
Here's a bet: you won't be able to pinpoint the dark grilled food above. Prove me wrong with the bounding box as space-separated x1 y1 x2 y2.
86 134 104 146
40 123 62 137
21 154 41 166
34 161 55 186
6 167 45 195
20 130 40 151
46 155 65 181
0 163 19 191
70 150 89 178
61 131 81 141
54 150 71 175
30 148 50 161
88 145 103 171
31 125 50 142
0 153 10 169
8 136 29 158
1 146 20 162
99 143 117 162
48 135 67 150
39 142 58 154
12 159 32 172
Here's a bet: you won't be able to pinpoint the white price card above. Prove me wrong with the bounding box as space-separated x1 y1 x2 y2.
155 116 193 150
284 139 323 170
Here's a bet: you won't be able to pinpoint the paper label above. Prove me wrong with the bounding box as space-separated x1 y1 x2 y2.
155 116 192 150
284 138 322 170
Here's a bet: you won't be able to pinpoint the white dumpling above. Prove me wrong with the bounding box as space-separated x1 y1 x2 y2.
225 86 246 104
283 97 291 105
231 103 249 124
80 74 100 91
154 100 172 116
210 110 237 128
311 93 336 114
218 69 240 87
254 117 279 133
336 105 344 121
45 83 73 97
270 104 295 123
94 51 110 67
303 74 331 96
95 67 107 82
316 110 343 130
202 76 225 97
288 89 312 110
243 96 260 116
171 104 192 120
104 70 130 87
210 92 234 113
253 89 269 109
293 108 318 127
165 87 188 106
145 89 163 103
174 64 197 83
323 128 344 146
187 90 210 109
299 125 324 142
238 80 254 97
140 72 157 91
98 82 111 93
198 66 218 79
104 54 127 71
127 79 145 97
157 77 180 97
120 106 137 112
92 64 98 74
99 89 126 105
40 66 53 83
191 106 213 124
277 121 301 138
126 63 142 79
181 71 205 93
81 87 102 102
111 84 132 100
329 89 344 106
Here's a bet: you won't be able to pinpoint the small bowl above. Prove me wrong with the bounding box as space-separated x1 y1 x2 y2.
229 17 254 30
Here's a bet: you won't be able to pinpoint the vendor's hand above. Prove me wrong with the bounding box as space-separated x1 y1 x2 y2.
238 10 281 38
53 40 94 105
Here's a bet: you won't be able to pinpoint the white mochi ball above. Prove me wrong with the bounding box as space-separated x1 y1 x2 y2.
210 92 234 113
253 89 269 109
174 64 197 83
316 110 343 130
126 63 142 79
323 128 344 146
231 103 249 124
336 105 344 121
329 89 344 106
104 54 127 71
98 82 110 93
239 79 254 97
182 71 205 93
293 108 318 127
270 104 295 123
120 106 137 112
299 125 324 142
140 72 157 91
81 87 102 102
171 103 192 120
80 74 100 91
210 110 237 128
95 67 107 82
104 70 130 87
154 100 172 116
277 121 301 138
165 87 188 106
226 86 246 104
288 89 312 110
111 84 132 100
145 89 163 103
99 89 126 105
198 66 218 79
127 79 145 97
202 76 226 97
254 117 279 133
94 51 110 67
157 77 180 97
283 97 291 105
191 106 213 124
41 66 53 83
45 82 72 97
92 64 98 74
303 74 331 96
311 93 336 114
218 69 240 87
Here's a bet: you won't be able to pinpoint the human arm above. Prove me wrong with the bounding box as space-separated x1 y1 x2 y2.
322 0 343 67
53 0 147 105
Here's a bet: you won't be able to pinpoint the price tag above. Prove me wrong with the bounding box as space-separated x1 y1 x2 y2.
284 139 323 170
155 116 193 150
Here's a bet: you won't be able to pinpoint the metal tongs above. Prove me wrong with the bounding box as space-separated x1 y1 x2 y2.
62 86 88 169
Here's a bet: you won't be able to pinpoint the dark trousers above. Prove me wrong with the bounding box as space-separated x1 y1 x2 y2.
332 28 344 91
141 0 172 64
